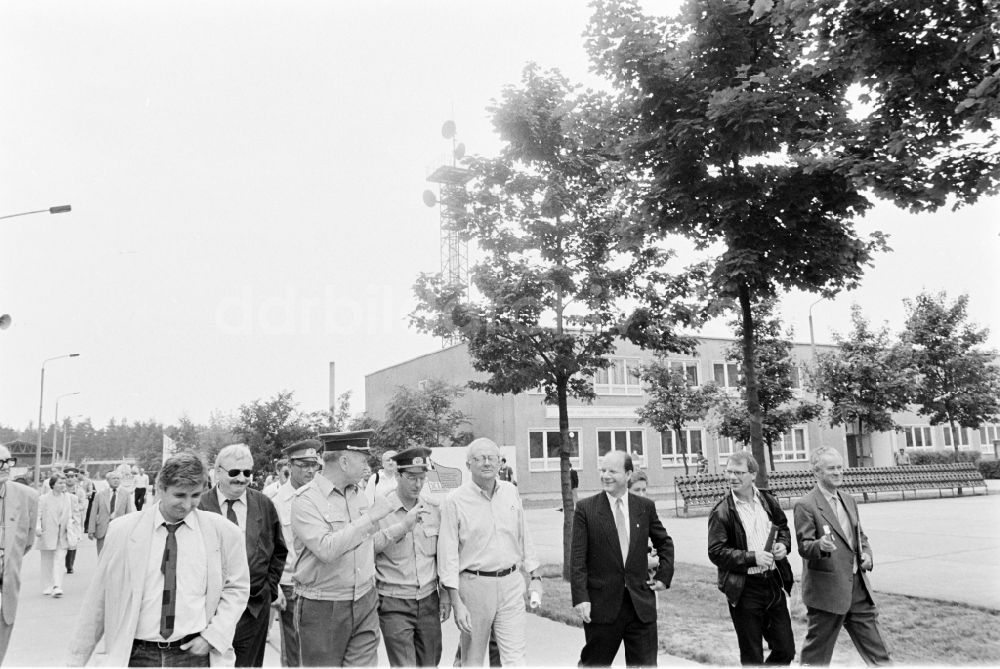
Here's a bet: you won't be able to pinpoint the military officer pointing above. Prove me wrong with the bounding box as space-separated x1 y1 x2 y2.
290 431 395 667
372 447 449 667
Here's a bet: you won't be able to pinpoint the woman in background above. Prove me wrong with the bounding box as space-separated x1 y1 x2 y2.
38 473 72 597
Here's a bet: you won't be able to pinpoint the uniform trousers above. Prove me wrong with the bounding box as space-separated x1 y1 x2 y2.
801 573 892 666
378 591 442 667
458 570 527 666
727 572 795 665
277 584 300 667
295 587 380 667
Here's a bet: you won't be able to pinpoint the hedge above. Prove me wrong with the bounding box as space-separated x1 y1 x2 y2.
979 460 1000 479
908 449 981 465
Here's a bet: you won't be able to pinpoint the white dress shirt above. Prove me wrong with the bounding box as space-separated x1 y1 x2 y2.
216 488 248 533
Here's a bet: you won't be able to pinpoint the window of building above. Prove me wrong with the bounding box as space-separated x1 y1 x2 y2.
903 425 933 448
668 360 700 386
712 361 741 389
594 357 643 396
660 428 704 466
942 426 972 448
772 427 809 462
717 437 744 464
597 429 645 467
528 430 580 472
979 424 1000 451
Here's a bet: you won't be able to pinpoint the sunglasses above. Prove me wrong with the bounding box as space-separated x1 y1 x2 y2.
0 457 17 469
221 468 253 478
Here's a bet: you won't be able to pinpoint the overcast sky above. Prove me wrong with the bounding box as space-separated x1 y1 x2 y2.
2 0 997 430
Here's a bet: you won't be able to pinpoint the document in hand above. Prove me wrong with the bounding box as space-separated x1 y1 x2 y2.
763 523 779 553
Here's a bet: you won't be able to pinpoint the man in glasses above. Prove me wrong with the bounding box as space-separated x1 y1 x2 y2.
707 451 795 665
372 447 445 667
292 430 397 667
88 469 136 555
0 447 38 664
268 440 322 667
439 438 542 665
199 444 286 667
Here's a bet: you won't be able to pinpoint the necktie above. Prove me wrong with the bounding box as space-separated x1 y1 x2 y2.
614 497 629 563
160 522 181 639
831 495 853 549
109 490 116 514
225 499 238 525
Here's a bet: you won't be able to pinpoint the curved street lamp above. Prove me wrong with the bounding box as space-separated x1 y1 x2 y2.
0 205 72 221
35 354 80 486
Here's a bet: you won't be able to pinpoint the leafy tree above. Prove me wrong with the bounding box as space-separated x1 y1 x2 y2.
300 391 356 435
811 304 913 451
377 380 472 453
900 291 1000 450
231 391 314 470
712 300 823 470
411 66 695 579
586 0 999 485
636 361 717 474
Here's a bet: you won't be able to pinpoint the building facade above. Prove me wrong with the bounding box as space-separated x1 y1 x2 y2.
365 338 999 502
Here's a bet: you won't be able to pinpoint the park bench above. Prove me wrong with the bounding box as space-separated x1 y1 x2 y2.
673 462 988 515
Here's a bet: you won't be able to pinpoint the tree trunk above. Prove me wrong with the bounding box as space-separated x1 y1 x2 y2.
948 416 959 453
675 427 689 475
738 283 768 489
557 376 575 581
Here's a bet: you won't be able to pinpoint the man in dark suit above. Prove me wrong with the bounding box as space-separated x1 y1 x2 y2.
200 444 287 667
794 446 892 666
571 450 674 666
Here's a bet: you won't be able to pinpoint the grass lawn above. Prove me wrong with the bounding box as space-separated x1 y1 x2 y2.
533 563 1000 665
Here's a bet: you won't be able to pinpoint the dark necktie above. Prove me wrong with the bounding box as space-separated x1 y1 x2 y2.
225 499 238 525
160 522 181 639
109 490 116 514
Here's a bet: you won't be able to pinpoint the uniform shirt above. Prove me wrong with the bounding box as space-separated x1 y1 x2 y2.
135 508 208 642
291 474 379 601
364 472 397 504
732 488 774 575
438 478 539 590
373 491 441 600
270 481 299 587
215 488 248 533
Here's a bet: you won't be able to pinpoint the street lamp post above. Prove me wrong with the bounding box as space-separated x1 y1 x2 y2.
808 297 825 360
35 354 80 486
53 392 80 464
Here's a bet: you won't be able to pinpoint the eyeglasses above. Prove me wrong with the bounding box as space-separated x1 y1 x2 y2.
400 472 427 482
221 468 253 478
471 455 500 465
0 457 17 469
724 469 751 477
291 460 320 470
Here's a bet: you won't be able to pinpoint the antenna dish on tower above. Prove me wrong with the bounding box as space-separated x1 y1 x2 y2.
422 190 438 207
0 314 10 330
453 142 466 160
441 120 457 139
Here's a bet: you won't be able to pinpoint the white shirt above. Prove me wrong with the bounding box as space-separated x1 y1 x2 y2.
365 472 397 504
271 481 299 587
732 488 774 574
135 508 208 642
605 491 631 547
216 489 248 533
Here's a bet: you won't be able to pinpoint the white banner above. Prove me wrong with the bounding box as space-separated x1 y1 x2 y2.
162 433 178 465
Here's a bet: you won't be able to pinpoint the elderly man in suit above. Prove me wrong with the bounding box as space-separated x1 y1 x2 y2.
794 446 892 666
0 445 39 664
68 451 250 667
571 449 674 667
87 470 136 555
199 444 286 667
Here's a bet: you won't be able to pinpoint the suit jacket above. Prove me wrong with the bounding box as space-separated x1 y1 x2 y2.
571 492 674 624
707 489 794 607
37 491 72 551
2 482 38 625
87 486 135 539
199 487 287 618
794 485 875 615
67 507 250 667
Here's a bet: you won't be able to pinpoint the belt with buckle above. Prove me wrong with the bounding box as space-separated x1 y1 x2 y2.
463 564 517 578
133 633 200 650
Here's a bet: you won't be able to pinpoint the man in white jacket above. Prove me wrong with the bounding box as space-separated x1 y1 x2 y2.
68 451 250 667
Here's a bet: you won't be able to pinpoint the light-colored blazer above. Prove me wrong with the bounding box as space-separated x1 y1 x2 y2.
793 485 875 615
38 491 72 551
2 482 39 625
86 486 135 539
67 507 251 667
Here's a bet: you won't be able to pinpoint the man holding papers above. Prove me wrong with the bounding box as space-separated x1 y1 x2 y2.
708 451 795 666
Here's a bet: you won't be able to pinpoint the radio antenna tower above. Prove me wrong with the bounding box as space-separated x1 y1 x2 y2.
422 120 472 346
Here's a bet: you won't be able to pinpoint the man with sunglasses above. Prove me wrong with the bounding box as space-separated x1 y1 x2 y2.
0 447 38 664
199 444 286 667
372 447 447 667
268 440 322 667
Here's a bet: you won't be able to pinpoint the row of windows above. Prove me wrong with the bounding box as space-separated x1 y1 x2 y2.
527 427 809 472
591 356 803 396
902 424 1000 450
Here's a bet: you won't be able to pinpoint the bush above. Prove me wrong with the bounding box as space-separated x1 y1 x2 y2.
978 459 1000 479
909 449 981 465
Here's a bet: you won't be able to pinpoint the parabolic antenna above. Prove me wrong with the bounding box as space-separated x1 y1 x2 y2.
422 190 438 207
441 120 457 139
454 142 466 160
0 314 10 330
